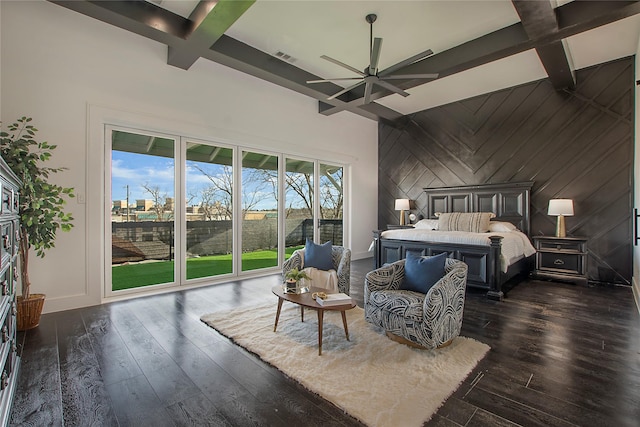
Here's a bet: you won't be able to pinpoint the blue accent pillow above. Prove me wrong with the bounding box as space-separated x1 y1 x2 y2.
304 239 334 271
400 252 447 294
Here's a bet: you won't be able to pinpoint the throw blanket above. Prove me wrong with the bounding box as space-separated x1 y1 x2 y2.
301 267 338 293
380 229 536 272
296 248 339 292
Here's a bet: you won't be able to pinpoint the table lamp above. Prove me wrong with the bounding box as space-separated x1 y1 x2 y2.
395 199 410 226
548 199 574 238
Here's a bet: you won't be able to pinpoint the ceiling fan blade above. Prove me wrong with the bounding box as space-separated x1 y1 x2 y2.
327 80 366 100
379 73 439 80
369 37 382 75
321 55 366 77
307 77 364 84
378 48 434 77
363 81 374 104
374 80 410 97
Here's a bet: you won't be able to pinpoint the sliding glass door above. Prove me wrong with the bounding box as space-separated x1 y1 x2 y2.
285 158 314 256
110 129 176 292
241 150 279 271
319 163 344 246
107 126 347 296
185 142 234 280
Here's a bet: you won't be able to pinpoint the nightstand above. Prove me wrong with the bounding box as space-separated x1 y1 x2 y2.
532 236 588 285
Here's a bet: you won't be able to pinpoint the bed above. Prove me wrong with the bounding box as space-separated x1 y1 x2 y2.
373 181 535 300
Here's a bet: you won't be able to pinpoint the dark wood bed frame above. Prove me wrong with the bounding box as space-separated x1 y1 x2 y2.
373 181 534 300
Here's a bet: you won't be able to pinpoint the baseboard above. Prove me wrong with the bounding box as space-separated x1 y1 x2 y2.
351 252 374 262
633 277 640 315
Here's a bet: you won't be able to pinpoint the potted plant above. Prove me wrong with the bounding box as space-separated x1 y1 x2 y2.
284 267 311 293
0 117 75 330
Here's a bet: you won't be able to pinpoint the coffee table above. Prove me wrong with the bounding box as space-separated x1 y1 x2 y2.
271 285 356 355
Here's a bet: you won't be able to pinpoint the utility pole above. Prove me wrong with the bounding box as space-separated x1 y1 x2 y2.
125 185 130 222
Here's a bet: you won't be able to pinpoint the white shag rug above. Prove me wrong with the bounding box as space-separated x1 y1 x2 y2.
201 302 489 427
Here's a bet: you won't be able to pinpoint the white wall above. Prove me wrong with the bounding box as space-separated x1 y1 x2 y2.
1 1 378 313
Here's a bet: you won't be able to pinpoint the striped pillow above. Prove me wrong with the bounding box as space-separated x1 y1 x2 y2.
438 212 495 233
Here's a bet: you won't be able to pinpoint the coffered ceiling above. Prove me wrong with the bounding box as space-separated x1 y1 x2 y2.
51 0 640 122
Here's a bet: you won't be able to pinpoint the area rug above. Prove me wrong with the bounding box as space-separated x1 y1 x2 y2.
201 302 489 427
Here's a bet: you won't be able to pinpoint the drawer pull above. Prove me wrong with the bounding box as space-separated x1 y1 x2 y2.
1 280 7 296
2 234 9 249
1 371 8 390
2 326 8 343
554 259 565 265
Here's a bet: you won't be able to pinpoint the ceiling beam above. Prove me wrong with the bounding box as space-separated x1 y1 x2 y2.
49 0 640 121
50 0 190 42
320 22 531 115
320 0 640 116
203 34 404 121
167 0 255 70
511 0 575 90
50 0 402 121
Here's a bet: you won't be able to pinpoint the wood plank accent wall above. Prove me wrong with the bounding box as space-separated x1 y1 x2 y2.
378 57 634 285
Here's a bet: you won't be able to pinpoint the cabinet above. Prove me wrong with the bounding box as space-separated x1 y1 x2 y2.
0 157 20 426
532 236 588 285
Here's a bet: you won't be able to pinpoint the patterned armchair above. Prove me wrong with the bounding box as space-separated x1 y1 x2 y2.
364 257 468 349
282 246 351 294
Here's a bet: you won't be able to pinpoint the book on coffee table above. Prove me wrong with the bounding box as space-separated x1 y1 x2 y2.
315 292 352 306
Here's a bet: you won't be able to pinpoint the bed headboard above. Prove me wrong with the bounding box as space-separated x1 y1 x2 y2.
423 181 534 235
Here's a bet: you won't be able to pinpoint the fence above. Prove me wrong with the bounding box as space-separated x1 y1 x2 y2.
111 218 343 264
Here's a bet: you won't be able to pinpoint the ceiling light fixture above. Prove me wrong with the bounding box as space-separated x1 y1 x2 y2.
306 14 439 104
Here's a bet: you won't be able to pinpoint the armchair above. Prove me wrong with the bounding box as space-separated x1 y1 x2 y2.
282 245 351 294
364 257 468 349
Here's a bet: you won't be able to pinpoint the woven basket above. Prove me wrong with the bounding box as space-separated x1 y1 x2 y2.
17 294 46 331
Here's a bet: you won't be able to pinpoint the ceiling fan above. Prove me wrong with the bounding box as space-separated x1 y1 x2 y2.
307 14 439 104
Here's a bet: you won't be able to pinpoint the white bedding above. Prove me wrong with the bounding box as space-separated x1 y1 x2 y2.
380 229 536 273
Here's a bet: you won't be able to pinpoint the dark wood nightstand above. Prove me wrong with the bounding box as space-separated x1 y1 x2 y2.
532 236 588 285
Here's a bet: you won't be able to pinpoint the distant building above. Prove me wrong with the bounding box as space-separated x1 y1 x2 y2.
136 199 154 211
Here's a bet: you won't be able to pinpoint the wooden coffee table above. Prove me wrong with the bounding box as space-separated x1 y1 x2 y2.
271 285 356 355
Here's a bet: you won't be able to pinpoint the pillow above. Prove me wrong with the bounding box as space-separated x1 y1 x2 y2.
414 219 439 230
438 212 495 233
488 221 517 232
400 252 447 294
304 239 334 271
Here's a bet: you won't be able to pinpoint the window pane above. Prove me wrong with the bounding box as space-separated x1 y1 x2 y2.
319 163 343 245
285 158 313 257
111 130 175 291
185 142 234 279
241 151 278 271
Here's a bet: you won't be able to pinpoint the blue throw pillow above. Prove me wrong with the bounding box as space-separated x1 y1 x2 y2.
304 239 334 271
400 252 447 294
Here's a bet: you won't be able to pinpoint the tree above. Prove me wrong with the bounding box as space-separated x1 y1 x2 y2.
320 168 343 219
142 183 172 221
192 164 276 219
192 164 232 220
285 172 313 218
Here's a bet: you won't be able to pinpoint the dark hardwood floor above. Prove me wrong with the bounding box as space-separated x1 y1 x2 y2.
10 258 640 426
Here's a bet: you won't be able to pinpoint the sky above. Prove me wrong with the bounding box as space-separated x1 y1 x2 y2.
111 151 282 210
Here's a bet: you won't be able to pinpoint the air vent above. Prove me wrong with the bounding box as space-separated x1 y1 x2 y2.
274 51 297 63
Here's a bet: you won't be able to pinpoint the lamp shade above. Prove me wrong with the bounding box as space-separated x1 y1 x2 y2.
548 199 574 216
394 199 410 211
